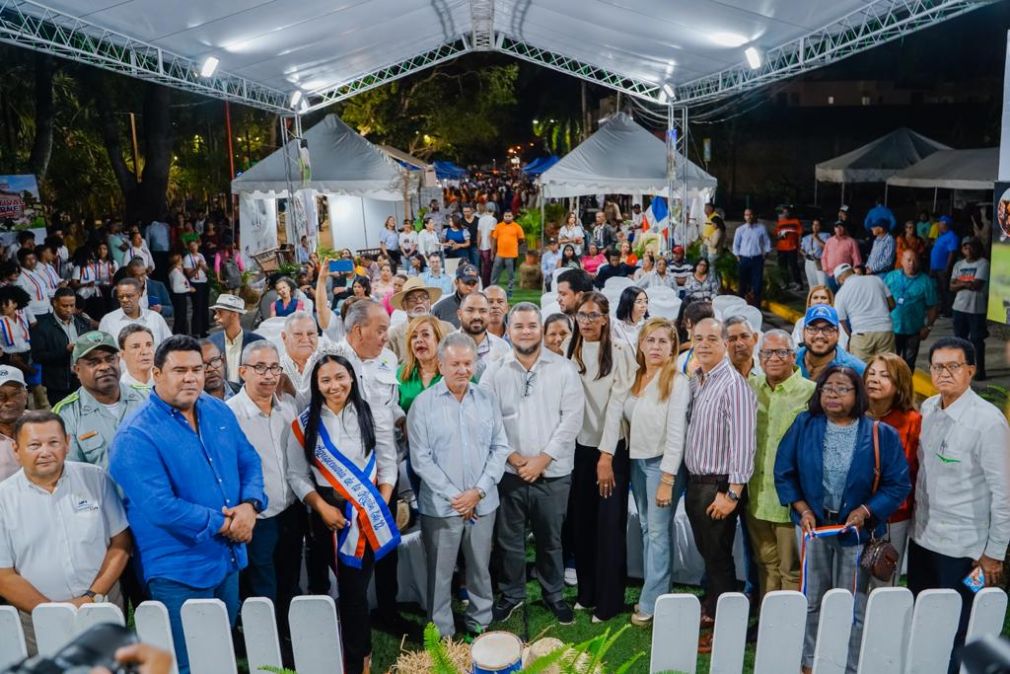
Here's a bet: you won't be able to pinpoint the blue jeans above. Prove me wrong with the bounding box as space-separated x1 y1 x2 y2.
737 255 764 305
630 457 675 616
148 572 240 674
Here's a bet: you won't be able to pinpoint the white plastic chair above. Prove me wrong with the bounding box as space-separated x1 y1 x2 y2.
604 276 634 293
712 294 747 317
541 291 557 307
723 304 764 333
255 316 288 351
540 302 562 320
649 296 682 321
644 285 679 302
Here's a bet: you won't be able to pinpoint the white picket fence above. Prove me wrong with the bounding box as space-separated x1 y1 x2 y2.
0 588 1004 674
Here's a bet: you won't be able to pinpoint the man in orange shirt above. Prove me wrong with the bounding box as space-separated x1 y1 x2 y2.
774 207 803 291
490 210 525 298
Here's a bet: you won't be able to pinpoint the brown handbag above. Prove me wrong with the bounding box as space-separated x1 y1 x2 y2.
860 421 900 582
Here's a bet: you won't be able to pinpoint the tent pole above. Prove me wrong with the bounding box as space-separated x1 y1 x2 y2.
840 181 845 206
360 197 369 248
666 103 675 251
933 187 939 212
884 182 889 206
681 105 689 245
814 179 818 207
540 181 546 250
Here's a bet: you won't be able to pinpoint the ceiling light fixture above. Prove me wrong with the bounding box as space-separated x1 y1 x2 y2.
745 47 763 69
289 90 303 108
710 32 748 48
199 57 219 78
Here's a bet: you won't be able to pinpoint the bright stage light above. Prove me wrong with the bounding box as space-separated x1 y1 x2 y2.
290 90 303 108
200 57 219 77
745 47 763 69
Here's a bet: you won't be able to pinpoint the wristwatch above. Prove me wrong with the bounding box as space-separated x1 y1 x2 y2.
84 590 107 603
477 488 486 500
241 498 265 514
725 488 741 503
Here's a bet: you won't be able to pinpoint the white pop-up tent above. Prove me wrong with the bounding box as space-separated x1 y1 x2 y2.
815 128 950 184
232 114 416 257
539 113 717 199
886 148 998 190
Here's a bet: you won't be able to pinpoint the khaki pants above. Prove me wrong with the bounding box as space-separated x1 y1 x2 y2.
745 511 800 598
848 330 896 362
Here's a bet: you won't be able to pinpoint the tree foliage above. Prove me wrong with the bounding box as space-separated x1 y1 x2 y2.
336 62 518 162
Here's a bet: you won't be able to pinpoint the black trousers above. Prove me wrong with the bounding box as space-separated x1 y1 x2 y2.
191 282 210 337
171 292 191 336
907 539 975 674
953 310 987 378
777 250 802 285
894 333 923 372
685 477 740 616
308 504 375 674
570 442 629 620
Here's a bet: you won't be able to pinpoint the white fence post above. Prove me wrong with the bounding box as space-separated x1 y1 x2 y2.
961 587 1010 674
905 589 962 674
241 597 283 672
134 601 179 674
289 595 344 674
0 605 26 669
649 593 700 673
812 588 854 674
30 603 75 657
856 587 913 674
708 592 749 674
75 603 125 634
180 599 238 674
754 590 806 674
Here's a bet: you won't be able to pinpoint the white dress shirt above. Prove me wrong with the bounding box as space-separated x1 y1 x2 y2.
481 347 585 478
16 268 51 316
0 462 128 601
227 389 298 518
98 308 172 347
913 388 1010 560
624 372 690 474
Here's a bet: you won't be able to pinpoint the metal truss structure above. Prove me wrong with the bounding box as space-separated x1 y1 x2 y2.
676 0 991 105
0 0 991 115
0 0 290 113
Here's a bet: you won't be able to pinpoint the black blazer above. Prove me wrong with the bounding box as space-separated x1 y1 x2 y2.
208 329 265 382
30 312 92 394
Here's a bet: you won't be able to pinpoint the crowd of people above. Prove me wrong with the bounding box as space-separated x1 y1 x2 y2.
0 196 1003 674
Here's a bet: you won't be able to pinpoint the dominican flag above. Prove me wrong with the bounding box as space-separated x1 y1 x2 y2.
641 197 670 240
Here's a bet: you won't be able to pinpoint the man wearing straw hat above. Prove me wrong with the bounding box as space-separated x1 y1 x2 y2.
208 293 264 386
386 277 454 360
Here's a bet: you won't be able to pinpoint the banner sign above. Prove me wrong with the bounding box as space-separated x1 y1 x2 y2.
987 181 1010 324
0 175 44 228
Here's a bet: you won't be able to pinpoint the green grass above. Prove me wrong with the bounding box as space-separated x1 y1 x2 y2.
370 580 755 673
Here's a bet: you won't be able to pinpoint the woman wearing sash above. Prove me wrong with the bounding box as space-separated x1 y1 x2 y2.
774 366 909 674
286 354 399 674
566 291 636 622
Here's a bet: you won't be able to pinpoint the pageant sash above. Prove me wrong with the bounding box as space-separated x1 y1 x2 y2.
799 524 862 597
293 411 400 568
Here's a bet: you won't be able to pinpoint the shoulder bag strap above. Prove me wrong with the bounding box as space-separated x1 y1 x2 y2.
871 420 881 495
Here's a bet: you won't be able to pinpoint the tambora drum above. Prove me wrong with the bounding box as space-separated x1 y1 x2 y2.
471 631 522 674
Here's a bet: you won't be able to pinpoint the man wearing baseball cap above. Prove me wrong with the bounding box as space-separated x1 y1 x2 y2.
832 262 896 362
432 263 480 329
385 277 454 360
208 294 264 385
795 305 866 381
0 366 27 482
53 331 146 469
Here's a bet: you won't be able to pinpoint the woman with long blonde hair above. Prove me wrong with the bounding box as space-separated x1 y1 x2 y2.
625 318 690 626
397 315 448 413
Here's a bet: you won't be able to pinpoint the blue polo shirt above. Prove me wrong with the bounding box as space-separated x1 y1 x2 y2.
796 345 866 379
930 231 959 271
884 269 938 335
109 392 266 587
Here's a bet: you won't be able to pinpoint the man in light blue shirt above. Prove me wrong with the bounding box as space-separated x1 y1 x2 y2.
731 209 771 305
408 333 510 637
865 223 896 275
540 238 561 290
420 254 454 296
144 217 171 284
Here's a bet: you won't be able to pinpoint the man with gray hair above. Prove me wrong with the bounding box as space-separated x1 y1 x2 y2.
481 302 584 625
746 329 814 598
278 311 319 405
226 340 302 659
408 332 510 637
457 292 509 381
725 314 761 379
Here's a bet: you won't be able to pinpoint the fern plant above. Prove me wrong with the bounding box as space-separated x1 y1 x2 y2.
258 666 298 674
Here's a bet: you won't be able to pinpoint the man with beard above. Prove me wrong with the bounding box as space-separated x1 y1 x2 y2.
30 287 91 406
200 339 239 400
208 294 264 386
794 305 865 381
53 331 146 469
555 269 593 317
457 292 509 381
432 264 480 328
485 285 509 339
384 278 454 360
118 325 155 394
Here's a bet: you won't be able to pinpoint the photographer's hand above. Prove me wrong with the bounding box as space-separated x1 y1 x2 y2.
90 643 174 674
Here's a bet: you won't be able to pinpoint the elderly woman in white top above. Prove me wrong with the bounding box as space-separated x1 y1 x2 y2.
626 318 690 626
612 286 649 350
567 291 636 622
286 353 397 674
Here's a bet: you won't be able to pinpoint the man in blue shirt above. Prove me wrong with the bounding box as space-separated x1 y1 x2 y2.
885 249 938 370
929 215 959 317
863 197 897 233
731 208 772 306
109 334 266 674
795 305 866 380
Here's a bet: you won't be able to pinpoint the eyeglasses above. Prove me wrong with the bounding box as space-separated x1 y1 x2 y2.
523 370 537 398
820 385 854 397
575 311 605 322
804 325 838 335
245 363 284 375
203 356 225 370
633 298 648 306
759 348 793 360
929 362 968 376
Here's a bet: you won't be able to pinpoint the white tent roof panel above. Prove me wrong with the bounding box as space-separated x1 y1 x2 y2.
815 128 951 184
886 148 998 191
540 113 717 198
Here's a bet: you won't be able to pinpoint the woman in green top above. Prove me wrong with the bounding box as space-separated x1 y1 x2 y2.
397 315 448 412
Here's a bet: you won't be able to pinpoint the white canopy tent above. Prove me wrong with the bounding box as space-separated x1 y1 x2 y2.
231 114 416 256
816 127 950 187
886 148 998 191
540 113 717 199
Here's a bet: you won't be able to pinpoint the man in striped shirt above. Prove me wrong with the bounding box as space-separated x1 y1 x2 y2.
684 317 757 639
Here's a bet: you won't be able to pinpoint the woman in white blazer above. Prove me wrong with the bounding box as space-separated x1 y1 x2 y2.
625 317 690 627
